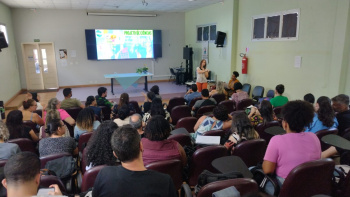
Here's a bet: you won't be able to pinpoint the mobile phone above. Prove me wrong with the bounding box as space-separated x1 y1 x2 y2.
37 188 54 195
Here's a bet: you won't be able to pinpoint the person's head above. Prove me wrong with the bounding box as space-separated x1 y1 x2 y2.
232 71 239 80
30 92 40 102
22 99 37 111
0 121 10 141
150 85 160 95
85 95 97 107
63 88 72 98
98 87 107 97
213 105 228 121
117 104 130 120
118 93 130 109
147 91 156 101
231 112 256 140
275 84 285 95
76 107 95 131
86 120 118 166
45 118 65 136
6 110 25 139
259 100 274 124
234 82 243 91
200 59 207 69
304 93 315 104
191 84 198 92
281 100 314 133
331 94 350 113
111 125 141 163
216 81 225 94
2 152 41 195
150 97 166 117
144 115 171 141
201 89 209 98
46 98 60 111
130 113 142 130
316 96 335 127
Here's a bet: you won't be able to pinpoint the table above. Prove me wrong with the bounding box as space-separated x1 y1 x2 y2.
212 156 253 178
321 134 350 150
104 72 153 95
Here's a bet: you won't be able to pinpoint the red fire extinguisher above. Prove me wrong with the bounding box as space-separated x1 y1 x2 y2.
240 53 248 74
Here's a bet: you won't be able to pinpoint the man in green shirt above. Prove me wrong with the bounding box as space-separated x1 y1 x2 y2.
96 87 114 108
60 88 85 109
270 84 288 107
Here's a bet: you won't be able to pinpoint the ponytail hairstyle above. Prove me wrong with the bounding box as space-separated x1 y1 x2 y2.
45 98 60 125
231 112 256 140
23 99 35 110
117 93 130 110
85 96 96 107
317 96 335 127
259 100 274 125
45 119 62 136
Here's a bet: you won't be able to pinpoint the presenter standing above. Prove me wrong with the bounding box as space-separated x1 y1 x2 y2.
196 59 209 92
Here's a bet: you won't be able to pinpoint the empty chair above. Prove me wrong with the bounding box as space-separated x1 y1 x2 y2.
266 89 275 98
232 139 266 167
40 175 66 193
242 83 251 95
189 97 202 109
315 128 338 151
168 133 192 147
169 67 176 82
167 97 186 113
171 105 192 125
236 98 253 111
145 159 183 190
211 94 226 104
8 138 37 154
81 165 107 192
39 152 72 168
78 132 93 153
129 100 141 114
203 129 226 139
251 86 264 101
255 121 281 145
175 117 198 133
23 120 39 133
218 100 235 113
196 105 216 119
99 106 111 121
65 107 83 121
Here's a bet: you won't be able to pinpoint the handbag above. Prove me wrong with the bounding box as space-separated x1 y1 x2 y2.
45 156 76 179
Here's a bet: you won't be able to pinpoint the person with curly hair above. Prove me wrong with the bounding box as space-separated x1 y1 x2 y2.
21 99 44 127
0 121 21 160
141 115 186 166
85 95 102 119
270 84 288 107
305 96 338 133
248 100 276 127
74 108 100 141
43 98 75 126
6 110 39 142
85 121 118 171
142 98 171 124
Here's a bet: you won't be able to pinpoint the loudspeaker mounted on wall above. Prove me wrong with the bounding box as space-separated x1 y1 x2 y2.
215 31 226 48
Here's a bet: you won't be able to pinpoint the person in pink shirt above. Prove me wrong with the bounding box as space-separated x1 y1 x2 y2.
263 100 321 195
231 82 249 104
43 98 75 126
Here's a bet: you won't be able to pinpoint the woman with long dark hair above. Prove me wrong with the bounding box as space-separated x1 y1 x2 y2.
196 59 209 92
248 100 276 127
113 93 134 115
305 96 338 133
142 98 171 124
6 110 39 142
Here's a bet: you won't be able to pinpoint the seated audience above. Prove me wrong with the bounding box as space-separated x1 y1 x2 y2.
304 93 315 104
270 84 288 107
29 92 43 110
226 71 240 96
0 121 21 160
184 84 201 106
141 91 156 113
231 82 249 104
130 113 144 136
142 115 186 166
60 88 85 109
192 105 231 140
85 95 102 119
262 101 321 195
305 96 338 133
43 98 75 126
150 85 162 100
96 87 114 108
92 125 177 197
6 110 39 142
21 99 44 127
74 108 100 141
331 94 350 137
2 152 62 197
209 81 228 98
39 119 78 157
248 100 276 127
113 104 131 127
192 89 217 114
85 121 118 171
113 93 134 115
143 98 171 124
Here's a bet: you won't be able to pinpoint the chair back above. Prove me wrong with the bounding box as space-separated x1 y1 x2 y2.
175 117 198 133
129 101 141 114
236 98 253 111
168 134 192 147
65 107 82 120
145 159 183 190
242 83 251 95
170 68 176 75
81 165 107 192
266 90 275 98
171 105 191 125
167 97 186 113
40 175 66 193
34 109 42 117
23 120 39 133
189 97 202 108
78 132 93 153
203 129 226 139
8 138 37 154
197 178 258 197
337 171 350 197
273 107 283 120
196 105 216 119
81 148 88 174
0 160 7 167
211 94 226 104
188 145 227 186
255 121 281 145
219 100 235 113
39 152 72 168
99 106 111 121
279 158 335 197
315 128 338 151
251 86 264 101
232 139 266 167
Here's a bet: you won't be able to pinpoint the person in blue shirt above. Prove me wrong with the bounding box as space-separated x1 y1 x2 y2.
305 96 338 133
184 84 201 106
74 108 100 141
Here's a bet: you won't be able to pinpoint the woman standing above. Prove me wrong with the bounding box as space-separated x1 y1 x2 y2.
196 59 209 92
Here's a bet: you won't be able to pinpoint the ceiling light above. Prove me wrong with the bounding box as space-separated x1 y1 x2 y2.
87 12 157 17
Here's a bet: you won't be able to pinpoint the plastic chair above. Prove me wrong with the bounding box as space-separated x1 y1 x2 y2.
81 165 107 192
315 128 338 151
168 133 192 147
167 97 186 114
23 120 39 133
78 132 93 153
145 159 183 190
171 105 192 125
211 94 226 104
40 175 67 193
242 83 251 95
251 86 264 101
266 90 275 98
8 138 37 154
218 100 235 113
129 101 141 114
236 98 253 111
255 121 281 145
196 105 216 119
169 68 176 82
232 139 266 167
189 97 202 109
175 117 198 133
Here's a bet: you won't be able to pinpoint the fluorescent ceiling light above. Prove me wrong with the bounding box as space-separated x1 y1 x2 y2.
87 12 157 17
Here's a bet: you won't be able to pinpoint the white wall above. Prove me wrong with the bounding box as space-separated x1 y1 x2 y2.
0 2 21 103
11 9 185 88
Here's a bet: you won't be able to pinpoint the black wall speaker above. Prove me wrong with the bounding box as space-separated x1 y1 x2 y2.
215 31 226 47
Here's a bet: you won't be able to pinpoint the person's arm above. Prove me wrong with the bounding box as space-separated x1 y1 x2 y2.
248 107 258 119
321 146 338 158
177 143 187 166
29 130 39 142
194 116 206 131
262 160 276 174
222 120 232 130
48 184 63 196
64 117 75 126
197 67 207 74
204 69 209 78
33 113 45 126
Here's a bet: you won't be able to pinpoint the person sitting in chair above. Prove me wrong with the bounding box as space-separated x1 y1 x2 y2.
60 88 85 109
192 89 217 115
270 84 288 107
184 84 201 106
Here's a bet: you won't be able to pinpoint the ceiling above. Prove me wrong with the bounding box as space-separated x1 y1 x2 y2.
0 0 224 13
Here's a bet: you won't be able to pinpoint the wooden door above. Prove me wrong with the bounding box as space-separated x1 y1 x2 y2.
38 43 58 89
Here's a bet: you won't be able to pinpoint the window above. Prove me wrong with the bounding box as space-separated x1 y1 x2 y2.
252 9 299 41
0 24 9 44
197 24 217 42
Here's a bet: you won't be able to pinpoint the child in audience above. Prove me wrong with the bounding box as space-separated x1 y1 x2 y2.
270 84 288 107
